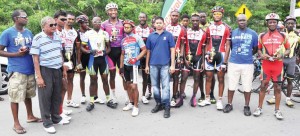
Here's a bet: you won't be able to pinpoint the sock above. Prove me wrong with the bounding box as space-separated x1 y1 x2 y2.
94 96 98 100
106 95 110 101
130 102 134 105
90 96 95 103
82 94 86 97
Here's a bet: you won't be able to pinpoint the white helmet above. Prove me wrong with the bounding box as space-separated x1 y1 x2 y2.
105 2 118 11
265 13 280 21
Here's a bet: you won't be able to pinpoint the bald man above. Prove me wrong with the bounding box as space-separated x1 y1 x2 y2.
223 14 258 116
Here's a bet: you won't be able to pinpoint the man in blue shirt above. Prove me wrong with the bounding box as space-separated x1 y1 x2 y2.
0 9 41 134
145 16 175 118
223 14 258 116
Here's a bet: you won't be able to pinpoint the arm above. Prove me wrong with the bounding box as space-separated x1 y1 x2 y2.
145 50 151 74
224 39 231 63
0 45 28 57
32 54 46 88
170 47 175 74
75 41 81 65
119 50 125 75
105 41 111 55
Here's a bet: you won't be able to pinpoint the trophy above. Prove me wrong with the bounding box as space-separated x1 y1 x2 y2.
209 47 216 62
64 51 73 69
126 49 133 64
111 27 118 41
269 45 282 61
176 48 181 63
187 51 193 66
17 32 27 51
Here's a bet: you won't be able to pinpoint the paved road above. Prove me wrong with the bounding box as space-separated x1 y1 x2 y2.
0 73 300 136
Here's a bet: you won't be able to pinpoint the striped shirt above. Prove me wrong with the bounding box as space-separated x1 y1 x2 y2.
30 32 63 69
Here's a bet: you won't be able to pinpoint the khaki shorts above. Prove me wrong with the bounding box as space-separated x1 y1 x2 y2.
8 72 36 103
228 63 254 92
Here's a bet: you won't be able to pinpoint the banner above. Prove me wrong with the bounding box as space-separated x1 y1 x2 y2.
161 0 187 25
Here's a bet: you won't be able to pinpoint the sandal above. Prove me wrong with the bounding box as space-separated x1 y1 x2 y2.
13 127 26 134
27 117 42 123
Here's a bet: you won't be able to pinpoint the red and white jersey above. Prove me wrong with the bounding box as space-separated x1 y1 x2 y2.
63 28 78 52
166 24 186 50
134 24 154 43
206 21 231 53
186 28 206 56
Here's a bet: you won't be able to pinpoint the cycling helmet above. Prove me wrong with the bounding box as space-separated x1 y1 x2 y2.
284 15 297 23
105 2 118 11
76 15 88 23
265 13 280 21
211 6 224 13
123 19 135 27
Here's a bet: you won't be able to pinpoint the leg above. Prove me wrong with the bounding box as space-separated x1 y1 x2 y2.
273 83 281 110
161 65 171 118
51 69 63 124
150 65 161 104
180 70 189 95
205 71 214 99
100 74 110 96
142 69 148 96
67 72 74 101
258 80 269 108
216 71 225 99
80 71 86 96
199 72 205 99
172 71 180 98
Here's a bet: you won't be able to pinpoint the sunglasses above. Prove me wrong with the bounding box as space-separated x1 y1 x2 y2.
49 23 57 27
124 27 132 29
60 18 67 21
213 12 223 16
18 16 28 19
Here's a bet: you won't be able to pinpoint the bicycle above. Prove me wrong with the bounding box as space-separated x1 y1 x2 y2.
280 64 300 103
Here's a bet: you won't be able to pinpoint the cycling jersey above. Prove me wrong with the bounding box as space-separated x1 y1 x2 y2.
81 29 109 57
283 30 300 58
76 29 89 69
186 28 206 56
101 19 124 47
165 23 187 51
64 28 78 52
121 33 145 66
206 21 231 53
134 24 154 43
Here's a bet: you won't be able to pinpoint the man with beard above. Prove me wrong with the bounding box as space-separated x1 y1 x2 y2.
165 10 187 108
223 14 258 116
120 20 147 116
198 6 231 110
134 12 154 104
253 13 290 120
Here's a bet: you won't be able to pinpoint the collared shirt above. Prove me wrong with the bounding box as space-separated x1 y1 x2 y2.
0 27 34 75
230 28 258 64
146 30 175 65
30 32 63 69
101 19 124 47
121 33 145 66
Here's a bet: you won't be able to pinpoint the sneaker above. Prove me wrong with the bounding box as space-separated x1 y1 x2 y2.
63 109 72 115
107 99 118 109
44 126 56 134
274 110 284 120
131 107 139 117
124 99 130 106
94 98 105 104
210 97 216 104
190 96 197 107
66 101 80 108
174 96 183 108
253 107 263 117
266 97 275 104
56 118 70 125
216 100 223 110
145 92 152 100
285 99 294 107
170 97 176 107
123 103 133 111
60 113 71 121
223 104 233 113
198 99 211 107
198 97 205 103
86 103 95 111
80 96 86 104
244 106 251 116
151 104 163 113
141 96 149 104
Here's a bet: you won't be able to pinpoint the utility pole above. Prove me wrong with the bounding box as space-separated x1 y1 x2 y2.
290 0 296 17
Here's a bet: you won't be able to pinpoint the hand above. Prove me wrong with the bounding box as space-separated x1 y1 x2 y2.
128 58 137 65
145 66 150 74
119 67 124 75
274 54 282 60
261 54 271 60
205 54 212 62
89 50 97 56
200 63 204 72
221 62 227 72
102 50 106 56
18 47 28 56
36 77 46 88
169 65 175 74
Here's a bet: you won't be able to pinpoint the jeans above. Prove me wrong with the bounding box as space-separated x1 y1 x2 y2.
150 65 170 108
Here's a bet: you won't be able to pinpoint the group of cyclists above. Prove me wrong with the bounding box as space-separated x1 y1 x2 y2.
0 1 300 134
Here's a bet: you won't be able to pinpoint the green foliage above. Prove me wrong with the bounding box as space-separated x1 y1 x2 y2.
0 0 294 35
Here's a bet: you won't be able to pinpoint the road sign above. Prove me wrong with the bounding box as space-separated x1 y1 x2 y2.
297 1 300 7
235 4 252 20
